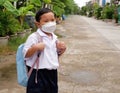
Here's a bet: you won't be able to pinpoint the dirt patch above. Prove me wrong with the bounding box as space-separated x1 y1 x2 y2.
0 53 17 89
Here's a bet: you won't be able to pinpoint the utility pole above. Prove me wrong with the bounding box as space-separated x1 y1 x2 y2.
114 0 119 23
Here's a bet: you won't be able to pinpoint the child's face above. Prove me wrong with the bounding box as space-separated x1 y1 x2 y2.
36 12 56 28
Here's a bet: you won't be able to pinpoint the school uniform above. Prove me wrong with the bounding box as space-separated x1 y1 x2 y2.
23 29 59 93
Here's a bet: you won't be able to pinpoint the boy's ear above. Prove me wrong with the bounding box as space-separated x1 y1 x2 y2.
34 21 41 27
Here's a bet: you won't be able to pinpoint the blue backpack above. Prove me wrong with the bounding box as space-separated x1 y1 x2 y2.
16 44 28 87
16 32 41 87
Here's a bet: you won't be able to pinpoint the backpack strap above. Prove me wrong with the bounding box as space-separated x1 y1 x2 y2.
27 32 42 83
34 32 42 83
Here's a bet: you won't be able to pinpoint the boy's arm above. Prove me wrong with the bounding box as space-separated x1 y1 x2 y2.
25 43 45 58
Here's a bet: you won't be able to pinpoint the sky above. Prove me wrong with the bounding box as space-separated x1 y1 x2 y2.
74 0 91 7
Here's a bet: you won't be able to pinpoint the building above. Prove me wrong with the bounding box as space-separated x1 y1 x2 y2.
99 0 111 6
91 0 99 3
91 0 111 6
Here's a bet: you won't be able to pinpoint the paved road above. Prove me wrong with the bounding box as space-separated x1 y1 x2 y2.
0 15 120 93
57 15 120 93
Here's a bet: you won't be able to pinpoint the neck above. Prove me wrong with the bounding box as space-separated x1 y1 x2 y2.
45 32 52 37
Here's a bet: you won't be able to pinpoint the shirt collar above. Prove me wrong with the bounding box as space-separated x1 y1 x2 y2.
37 29 57 39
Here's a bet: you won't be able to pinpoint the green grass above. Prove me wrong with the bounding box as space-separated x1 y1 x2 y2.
8 36 28 50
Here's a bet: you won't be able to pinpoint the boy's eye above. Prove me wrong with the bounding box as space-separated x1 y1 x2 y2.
44 18 55 23
44 20 49 22
51 19 55 21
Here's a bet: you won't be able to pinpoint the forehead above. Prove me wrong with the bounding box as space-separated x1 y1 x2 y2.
41 12 55 20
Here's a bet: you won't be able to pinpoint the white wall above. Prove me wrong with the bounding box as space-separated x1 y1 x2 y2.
106 0 111 3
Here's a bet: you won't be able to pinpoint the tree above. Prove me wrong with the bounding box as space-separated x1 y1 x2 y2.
80 6 87 15
52 0 65 16
16 0 41 27
52 0 79 15
1 0 19 15
101 3 114 19
0 0 21 36
61 0 77 14
1 0 41 29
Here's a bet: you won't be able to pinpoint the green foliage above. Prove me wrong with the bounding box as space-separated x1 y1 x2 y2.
53 6 64 16
9 0 18 2
63 0 77 14
101 3 114 19
22 22 30 29
7 18 22 35
52 0 80 15
0 11 8 36
94 7 103 19
8 36 28 51
93 3 100 17
0 23 5 37
73 4 80 14
43 0 51 4
0 34 28 54
80 6 87 15
17 4 34 28
2 0 19 16
86 4 93 17
52 0 65 8
0 0 36 37
18 5 34 16
0 0 24 37
29 0 41 7
0 10 22 36
52 0 65 16
0 0 7 5
0 0 80 37
83 2 116 20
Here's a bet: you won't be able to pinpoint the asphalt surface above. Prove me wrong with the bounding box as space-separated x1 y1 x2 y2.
57 15 120 93
0 15 120 93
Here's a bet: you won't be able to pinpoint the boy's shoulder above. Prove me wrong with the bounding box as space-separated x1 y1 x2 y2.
28 32 39 39
29 32 37 36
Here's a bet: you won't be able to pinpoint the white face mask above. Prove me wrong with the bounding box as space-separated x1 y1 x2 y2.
41 21 56 33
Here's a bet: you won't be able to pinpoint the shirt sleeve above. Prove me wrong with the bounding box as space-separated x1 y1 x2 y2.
23 33 38 59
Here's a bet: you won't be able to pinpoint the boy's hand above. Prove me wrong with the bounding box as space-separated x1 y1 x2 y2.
56 41 66 56
35 42 45 51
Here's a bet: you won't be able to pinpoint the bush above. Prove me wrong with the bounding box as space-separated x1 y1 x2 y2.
0 10 22 36
0 10 9 36
8 18 22 35
80 6 87 15
101 3 114 19
94 7 103 19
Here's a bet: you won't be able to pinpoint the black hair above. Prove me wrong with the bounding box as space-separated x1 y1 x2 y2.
35 8 53 22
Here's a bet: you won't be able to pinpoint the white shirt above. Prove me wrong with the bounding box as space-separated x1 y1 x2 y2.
23 29 59 69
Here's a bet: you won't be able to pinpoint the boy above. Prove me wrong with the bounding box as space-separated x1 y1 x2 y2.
23 8 66 93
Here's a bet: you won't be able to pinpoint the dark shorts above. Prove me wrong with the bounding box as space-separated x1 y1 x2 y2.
27 66 58 93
